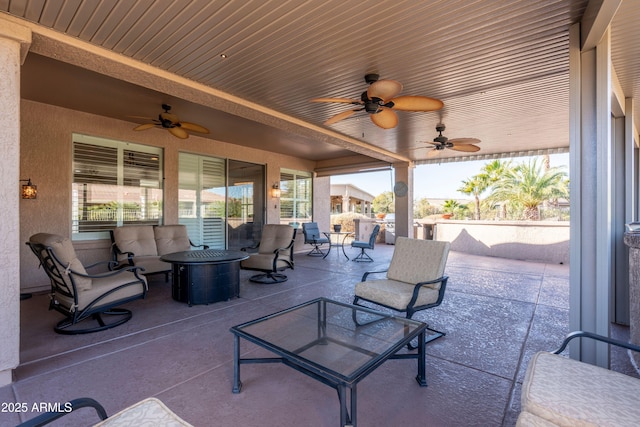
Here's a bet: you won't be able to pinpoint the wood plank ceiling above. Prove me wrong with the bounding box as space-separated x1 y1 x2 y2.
4 0 639 167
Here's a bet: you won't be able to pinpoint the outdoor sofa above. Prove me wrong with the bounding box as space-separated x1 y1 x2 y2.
110 224 207 278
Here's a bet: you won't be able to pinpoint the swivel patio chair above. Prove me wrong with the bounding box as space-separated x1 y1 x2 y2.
26 233 148 335
302 222 331 257
240 224 296 283
353 237 450 345
351 224 380 262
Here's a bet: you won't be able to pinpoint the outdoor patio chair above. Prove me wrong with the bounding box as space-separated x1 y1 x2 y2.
26 233 148 335
517 331 640 426
240 224 296 283
302 222 330 257
353 237 450 345
351 224 380 262
17 397 193 426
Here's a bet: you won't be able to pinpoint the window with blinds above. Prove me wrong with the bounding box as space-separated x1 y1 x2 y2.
72 134 163 240
178 153 226 249
280 169 312 225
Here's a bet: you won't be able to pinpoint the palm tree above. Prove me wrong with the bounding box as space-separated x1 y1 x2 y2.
458 176 489 220
488 158 569 220
458 159 512 220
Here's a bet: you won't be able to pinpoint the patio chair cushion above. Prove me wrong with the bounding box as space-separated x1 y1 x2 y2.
112 225 158 257
387 238 449 289
257 224 295 255
31 233 92 291
54 273 148 312
354 278 440 310
93 397 193 426
519 351 640 426
154 224 192 256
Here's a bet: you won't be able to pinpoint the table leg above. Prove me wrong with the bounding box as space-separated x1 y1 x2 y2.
338 385 356 427
232 334 243 393
415 330 427 387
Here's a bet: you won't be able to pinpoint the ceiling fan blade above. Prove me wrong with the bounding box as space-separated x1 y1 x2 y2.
449 137 481 145
311 97 360 104
367 79 403 101
133 123 156 131
370 108 398 129
325 109 358 125
449 144 481 152
426 148 441 158
180 122 209 134
390 95 444 111
169 127 189 139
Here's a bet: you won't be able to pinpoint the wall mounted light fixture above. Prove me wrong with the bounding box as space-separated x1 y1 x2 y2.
20 178 37 199
271 183 281 199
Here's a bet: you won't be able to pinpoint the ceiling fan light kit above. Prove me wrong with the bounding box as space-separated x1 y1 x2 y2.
133 104 210 139
311 74 444 129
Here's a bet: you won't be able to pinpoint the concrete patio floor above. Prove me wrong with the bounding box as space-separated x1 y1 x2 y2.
2 243 636 426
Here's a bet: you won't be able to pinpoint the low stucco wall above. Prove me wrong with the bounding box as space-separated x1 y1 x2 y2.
433 220 570 264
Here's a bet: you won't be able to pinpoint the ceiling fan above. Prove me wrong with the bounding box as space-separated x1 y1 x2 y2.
424 123 481 157
310 74 444 129
133 104 209 139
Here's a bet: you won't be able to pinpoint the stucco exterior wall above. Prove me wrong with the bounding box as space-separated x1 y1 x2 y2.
20 100 318 292
434 220 570 264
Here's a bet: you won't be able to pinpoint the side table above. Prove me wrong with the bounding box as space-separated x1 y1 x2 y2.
323 231 354 259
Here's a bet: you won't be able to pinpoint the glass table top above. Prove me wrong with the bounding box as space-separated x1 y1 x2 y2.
231 298 426 382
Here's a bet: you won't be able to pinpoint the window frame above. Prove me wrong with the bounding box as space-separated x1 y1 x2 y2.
71 134 163 241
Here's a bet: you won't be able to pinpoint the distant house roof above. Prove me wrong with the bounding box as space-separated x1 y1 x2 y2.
330 184 375 202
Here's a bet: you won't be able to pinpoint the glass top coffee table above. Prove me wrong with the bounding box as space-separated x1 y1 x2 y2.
230 297 428 426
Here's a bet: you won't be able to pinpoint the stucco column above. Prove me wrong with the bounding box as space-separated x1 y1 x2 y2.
0 18 31 386
342 195 350 213
393 163 413 238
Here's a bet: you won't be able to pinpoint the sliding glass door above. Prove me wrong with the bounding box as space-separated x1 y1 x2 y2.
178 154 265 250
227 160 265 250
178 153 226 249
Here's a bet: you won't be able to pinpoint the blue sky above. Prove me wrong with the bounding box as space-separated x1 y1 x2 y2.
330 153 569 200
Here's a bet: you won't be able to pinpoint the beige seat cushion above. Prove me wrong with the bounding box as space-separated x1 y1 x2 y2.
241 253 291 271
29 233 92 291
387 237 450 289
54 271 147 311
113 226 158 257
129 256 170 275
257 224 294 254
94 397 193 426
355 279 440 310
355 237 449 309
515 411 559 427
520 351 640 426
154 225 192 255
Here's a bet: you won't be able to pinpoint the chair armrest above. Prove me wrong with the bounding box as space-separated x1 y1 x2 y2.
408 275 449 306
85 260 120 271
273 236 296 255
241 241 260 252
361 269 389 281
66 264 146 280
110 242 135 269
189 240 209 250
17 397 107 427
553 330 640 354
